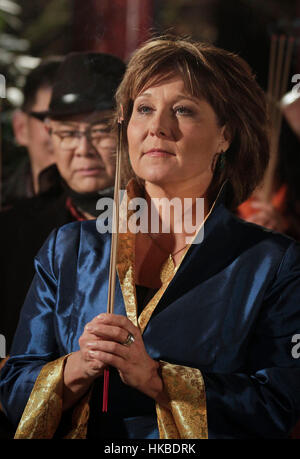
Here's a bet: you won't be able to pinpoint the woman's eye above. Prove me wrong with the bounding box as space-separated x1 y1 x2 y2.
174 105 193 116
136 105 153 114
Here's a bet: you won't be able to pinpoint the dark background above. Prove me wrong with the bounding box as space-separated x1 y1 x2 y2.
1 0 299 179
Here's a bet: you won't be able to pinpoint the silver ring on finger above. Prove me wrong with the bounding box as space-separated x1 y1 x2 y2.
122 332 135 347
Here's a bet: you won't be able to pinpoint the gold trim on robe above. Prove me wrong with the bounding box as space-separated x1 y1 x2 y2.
14 355 91 439
156 362 207 439
14 178 213 439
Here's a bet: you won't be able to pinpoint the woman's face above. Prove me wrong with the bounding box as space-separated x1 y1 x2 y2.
127 75 229 194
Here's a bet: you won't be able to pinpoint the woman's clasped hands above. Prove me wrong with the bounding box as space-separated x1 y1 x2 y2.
63 313 167 410
81 313 158 386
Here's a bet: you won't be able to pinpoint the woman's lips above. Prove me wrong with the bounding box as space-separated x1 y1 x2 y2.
143 149 175 157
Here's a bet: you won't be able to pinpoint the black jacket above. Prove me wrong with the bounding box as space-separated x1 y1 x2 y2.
0 187 74 353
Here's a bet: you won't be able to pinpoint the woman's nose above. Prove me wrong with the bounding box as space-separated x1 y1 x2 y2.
149 112 172 139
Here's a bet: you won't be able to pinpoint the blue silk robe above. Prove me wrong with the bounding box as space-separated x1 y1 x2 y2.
1 183 300 439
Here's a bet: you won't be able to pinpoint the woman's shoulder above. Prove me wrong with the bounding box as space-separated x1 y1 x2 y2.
36 219 111 274
228 210 300 266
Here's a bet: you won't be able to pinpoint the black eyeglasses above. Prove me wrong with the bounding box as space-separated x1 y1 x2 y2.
49 123 114 151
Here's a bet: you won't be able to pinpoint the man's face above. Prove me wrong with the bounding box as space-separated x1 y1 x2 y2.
13 86 54 172
48 111 116 194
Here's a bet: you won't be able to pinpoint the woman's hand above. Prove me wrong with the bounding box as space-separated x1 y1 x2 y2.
63 317 109 410
63 313 168 411
84 313 165 401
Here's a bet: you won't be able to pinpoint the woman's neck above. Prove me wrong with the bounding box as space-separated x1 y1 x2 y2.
143 180 210 236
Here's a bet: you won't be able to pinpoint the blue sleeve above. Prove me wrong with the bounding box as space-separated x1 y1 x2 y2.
0 229 60 427
203 241 300 438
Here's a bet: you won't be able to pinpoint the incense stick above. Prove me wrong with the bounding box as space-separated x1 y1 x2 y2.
272 37 294 155
261 35 294 201
267 35 277 105
106 119 123 314
102 107 124 412
272 36 286 113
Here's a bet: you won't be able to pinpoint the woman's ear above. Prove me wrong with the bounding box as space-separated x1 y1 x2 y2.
12 109 30 146
218 125 231 153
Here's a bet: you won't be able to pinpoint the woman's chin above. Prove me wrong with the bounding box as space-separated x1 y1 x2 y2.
135 169 176 186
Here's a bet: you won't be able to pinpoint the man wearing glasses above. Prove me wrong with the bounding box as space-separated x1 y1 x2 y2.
45 112 116 219
0 53 125 384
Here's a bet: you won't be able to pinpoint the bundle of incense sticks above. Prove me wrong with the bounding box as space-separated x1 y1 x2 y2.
102 108 123 412
261 34 294 201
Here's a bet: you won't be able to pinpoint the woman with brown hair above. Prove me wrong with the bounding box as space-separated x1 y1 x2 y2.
1 36 300 439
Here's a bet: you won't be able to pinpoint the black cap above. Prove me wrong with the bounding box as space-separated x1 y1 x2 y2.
30 52 125 120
